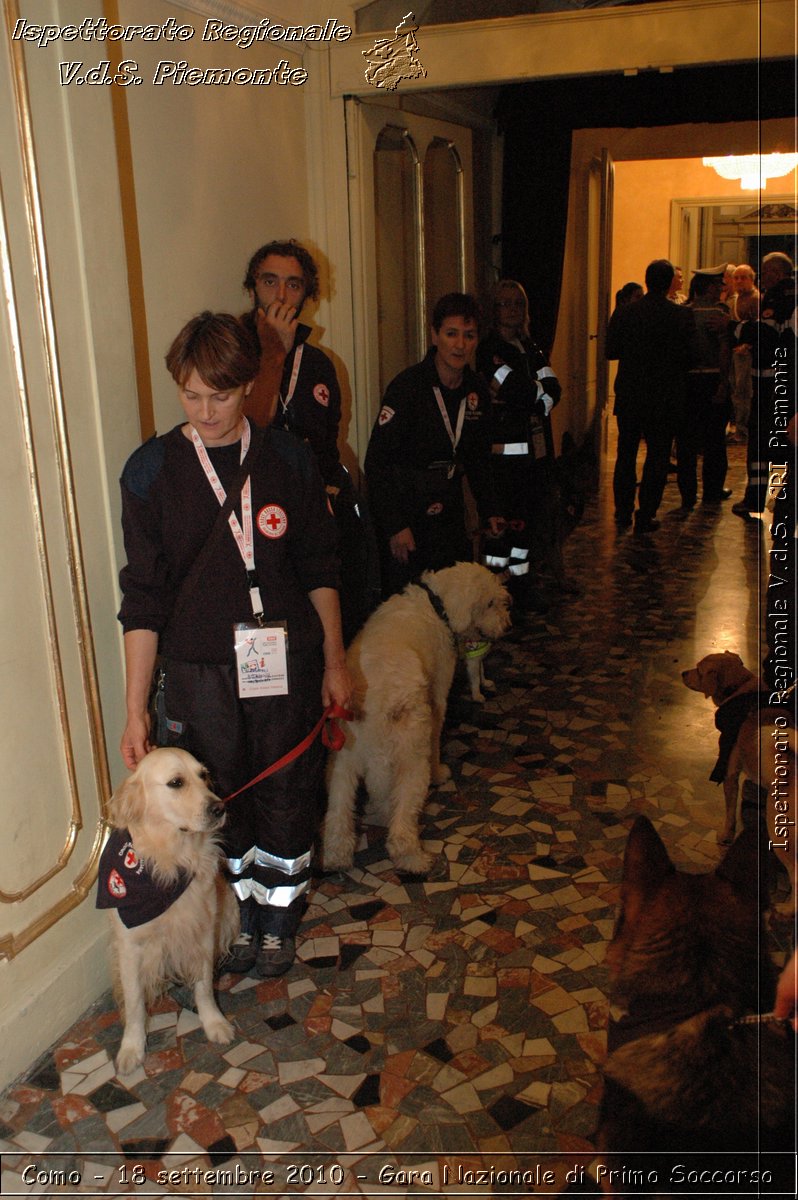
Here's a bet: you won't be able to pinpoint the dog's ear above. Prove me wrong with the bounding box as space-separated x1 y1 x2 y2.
716 825 769 911
716 651 748 694
434 565 477 634
698 663 719 699
619 816 675 924
109 772 147 829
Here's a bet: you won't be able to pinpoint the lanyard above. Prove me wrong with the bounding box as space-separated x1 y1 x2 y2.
279 343 304 414
432 386 466 455
189 419 263 619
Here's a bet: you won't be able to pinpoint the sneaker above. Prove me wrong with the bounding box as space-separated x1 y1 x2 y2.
219 897 258 974
256 932 296 977
220 930 257 974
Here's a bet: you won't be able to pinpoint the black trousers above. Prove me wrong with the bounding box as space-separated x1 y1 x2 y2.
676 374 730 504
158 652 324 934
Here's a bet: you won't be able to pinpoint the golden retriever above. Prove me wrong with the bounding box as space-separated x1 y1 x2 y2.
322 562 511 876
99 748 238 1074
682 651 795 915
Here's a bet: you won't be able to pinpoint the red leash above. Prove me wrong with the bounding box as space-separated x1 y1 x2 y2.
221 703 352 804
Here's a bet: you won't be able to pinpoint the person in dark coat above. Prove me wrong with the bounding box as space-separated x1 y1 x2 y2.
605 259 698 535
365 292 502 596
476 279 561 609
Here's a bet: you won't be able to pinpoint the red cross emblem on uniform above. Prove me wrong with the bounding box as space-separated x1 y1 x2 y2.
257 505 288 539
124 848 139 870
108 869 127 898
467 392 479 411
313 383 330 407
378 406 395 425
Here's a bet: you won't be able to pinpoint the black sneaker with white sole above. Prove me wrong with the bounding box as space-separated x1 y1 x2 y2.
221 929 257 974
256 932 296 977
219 897 258 974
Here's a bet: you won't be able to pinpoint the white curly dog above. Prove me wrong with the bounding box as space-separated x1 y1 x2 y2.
322 562 511 875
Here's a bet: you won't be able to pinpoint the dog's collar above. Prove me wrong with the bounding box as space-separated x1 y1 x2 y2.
609 1000 783 1052
416 581 454 638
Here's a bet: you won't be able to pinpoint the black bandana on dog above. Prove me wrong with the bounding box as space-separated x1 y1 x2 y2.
96 828 191 928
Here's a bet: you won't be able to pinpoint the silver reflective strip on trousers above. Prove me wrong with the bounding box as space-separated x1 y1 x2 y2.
226 848 256 876
226 846 311 878
508 562 530 576
492 442 529 455
255 847 312 875
484 554 510 568
251 879 309 907
510 547 529 560
229 877 309 906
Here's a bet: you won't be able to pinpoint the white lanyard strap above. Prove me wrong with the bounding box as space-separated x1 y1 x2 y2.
432 386 466 454
279 343 304 414
190 420 263 617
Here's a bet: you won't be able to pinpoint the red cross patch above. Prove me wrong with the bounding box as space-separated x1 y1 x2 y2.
257 505 288 539
426 501 444 516
378 406 395 426
466 392 479 411
313 383 330 407
108 869 127 899
124 848 139 870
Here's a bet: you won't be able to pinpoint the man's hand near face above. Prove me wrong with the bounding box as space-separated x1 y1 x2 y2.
259 302 299 355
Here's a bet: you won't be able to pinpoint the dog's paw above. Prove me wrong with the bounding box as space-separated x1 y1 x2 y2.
718 827 736 846
430 763 451 785
481 677 497 693
203 1014 235 1045
116 1041 145 1076
392 847 433 875
470 690 486 703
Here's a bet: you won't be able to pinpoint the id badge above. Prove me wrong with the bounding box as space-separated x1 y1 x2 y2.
234 621 289 697
530 417 547 460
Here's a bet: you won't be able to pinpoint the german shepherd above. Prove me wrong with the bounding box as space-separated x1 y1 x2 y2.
596 817 794 1195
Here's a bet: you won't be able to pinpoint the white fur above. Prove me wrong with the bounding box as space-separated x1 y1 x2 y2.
106 748 239 1075
323 563 511 875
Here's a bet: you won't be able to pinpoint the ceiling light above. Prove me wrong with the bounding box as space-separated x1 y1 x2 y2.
702 153 798 191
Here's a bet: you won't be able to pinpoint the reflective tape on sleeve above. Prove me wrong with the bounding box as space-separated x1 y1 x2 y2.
492 442 529 456
492 364 512 386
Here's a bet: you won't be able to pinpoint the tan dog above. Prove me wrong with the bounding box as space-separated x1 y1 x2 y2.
323 562 511 875
99 748 239 1074
682 651 795 914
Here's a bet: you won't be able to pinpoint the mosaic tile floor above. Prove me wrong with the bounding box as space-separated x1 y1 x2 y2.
1 440 792 1197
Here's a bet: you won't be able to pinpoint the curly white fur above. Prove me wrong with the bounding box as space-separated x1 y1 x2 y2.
323 563 511 875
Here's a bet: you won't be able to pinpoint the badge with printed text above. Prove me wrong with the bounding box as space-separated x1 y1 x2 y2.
257 505 288 539
313 383 330 407
234 621 289 697
108 869 127 899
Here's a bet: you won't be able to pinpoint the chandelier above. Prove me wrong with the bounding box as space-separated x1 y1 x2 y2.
702 153 798 191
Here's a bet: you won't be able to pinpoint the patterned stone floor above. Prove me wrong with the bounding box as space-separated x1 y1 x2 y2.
0 440 792 1197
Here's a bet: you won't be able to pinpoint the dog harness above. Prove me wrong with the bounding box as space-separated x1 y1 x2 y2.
96 828 192 928
710 691 771 783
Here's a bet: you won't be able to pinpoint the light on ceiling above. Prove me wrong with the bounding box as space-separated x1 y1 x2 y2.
702 153 798 191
